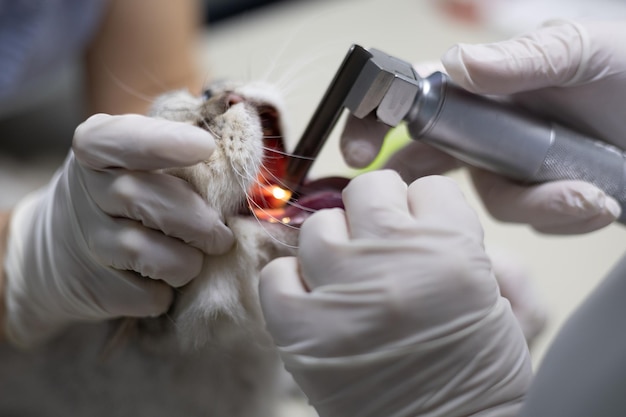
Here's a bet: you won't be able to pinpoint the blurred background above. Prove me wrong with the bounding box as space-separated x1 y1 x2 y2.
1 1 626 411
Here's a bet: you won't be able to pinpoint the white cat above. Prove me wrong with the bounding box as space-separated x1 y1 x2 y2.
0 81 327 417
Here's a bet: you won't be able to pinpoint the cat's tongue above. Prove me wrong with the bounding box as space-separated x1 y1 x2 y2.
282 177 349 226
250 177 349 227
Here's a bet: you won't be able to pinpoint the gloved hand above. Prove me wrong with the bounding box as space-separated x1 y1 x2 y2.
3 114 234 347
487 247 548 348
259 170 532 417
341 19 626 234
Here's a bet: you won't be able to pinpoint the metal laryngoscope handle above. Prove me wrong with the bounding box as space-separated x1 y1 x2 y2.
406 72 626 224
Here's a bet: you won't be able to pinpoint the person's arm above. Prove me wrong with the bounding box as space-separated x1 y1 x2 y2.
520 253 626 416
84 0 204 115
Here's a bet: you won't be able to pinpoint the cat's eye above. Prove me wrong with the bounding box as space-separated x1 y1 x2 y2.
202 89 213 100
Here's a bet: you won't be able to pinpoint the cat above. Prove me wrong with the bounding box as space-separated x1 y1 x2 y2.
0 80 332 417
151 80 301 350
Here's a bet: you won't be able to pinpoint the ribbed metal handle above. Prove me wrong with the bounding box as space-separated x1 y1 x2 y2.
406 72 626 224
533 124 626 222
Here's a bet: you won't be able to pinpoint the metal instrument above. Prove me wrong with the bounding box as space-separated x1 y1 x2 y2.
286 44 626 223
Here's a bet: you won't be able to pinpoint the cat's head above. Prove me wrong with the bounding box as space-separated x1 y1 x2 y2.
149 81 346 228
149 81 289 219
143 81 347 350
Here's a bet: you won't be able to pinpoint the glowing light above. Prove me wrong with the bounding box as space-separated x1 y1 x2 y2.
271 186 292 202
249 183 292 223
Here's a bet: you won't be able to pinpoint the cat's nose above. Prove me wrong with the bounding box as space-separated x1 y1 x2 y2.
226 93 245 107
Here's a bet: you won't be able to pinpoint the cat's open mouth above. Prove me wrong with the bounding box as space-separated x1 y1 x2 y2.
245 106 348 227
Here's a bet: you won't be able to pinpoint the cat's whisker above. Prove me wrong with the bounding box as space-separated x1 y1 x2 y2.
282 199 316 214
201 71 213 93
229 160 267 206
157 106 201 113
258 5 347 84
231 156 260 186
245 193 300 231
198 119 222 140
259 156 285 166
253 162 321 217
268 40 348 95
255 168 286 191
255 164 297 197
251 170 321 219
244 201 301 251
228 161 299 230
159 107 204 119
261 151 285 160
261 145 315 161
137 66 175 92
271 59 332 98
162 312 180 330
225 163 299 248
100 64 163 105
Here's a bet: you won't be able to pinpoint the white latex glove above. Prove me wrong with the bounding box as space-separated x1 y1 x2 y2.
4 114 234 347
341 19 625 234
259 170 532 417
488 248 548 348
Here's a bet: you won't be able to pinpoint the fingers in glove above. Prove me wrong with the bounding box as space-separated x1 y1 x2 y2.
340 171 480 240
412 60 446 77
340 114 391 168
298 208 352 289
383 141 461 183
487 247 548 347
73 114 216 171
258 256 311 346
87 217 205 287
407 175 483 239
82 168 234 254
259 252 374 357
470 168 620 234
440 20 626 149
441 19 588 94
341 170 412 239
98 271 175 318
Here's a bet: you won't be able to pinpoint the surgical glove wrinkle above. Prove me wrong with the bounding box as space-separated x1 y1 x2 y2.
3 114 233 347
259 171 532 417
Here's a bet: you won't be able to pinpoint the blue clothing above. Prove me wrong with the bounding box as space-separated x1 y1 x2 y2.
0 0 109 101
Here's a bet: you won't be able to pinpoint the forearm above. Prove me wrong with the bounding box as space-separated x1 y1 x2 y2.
521 253 626 416
0 211 12 343
84 0 204 116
